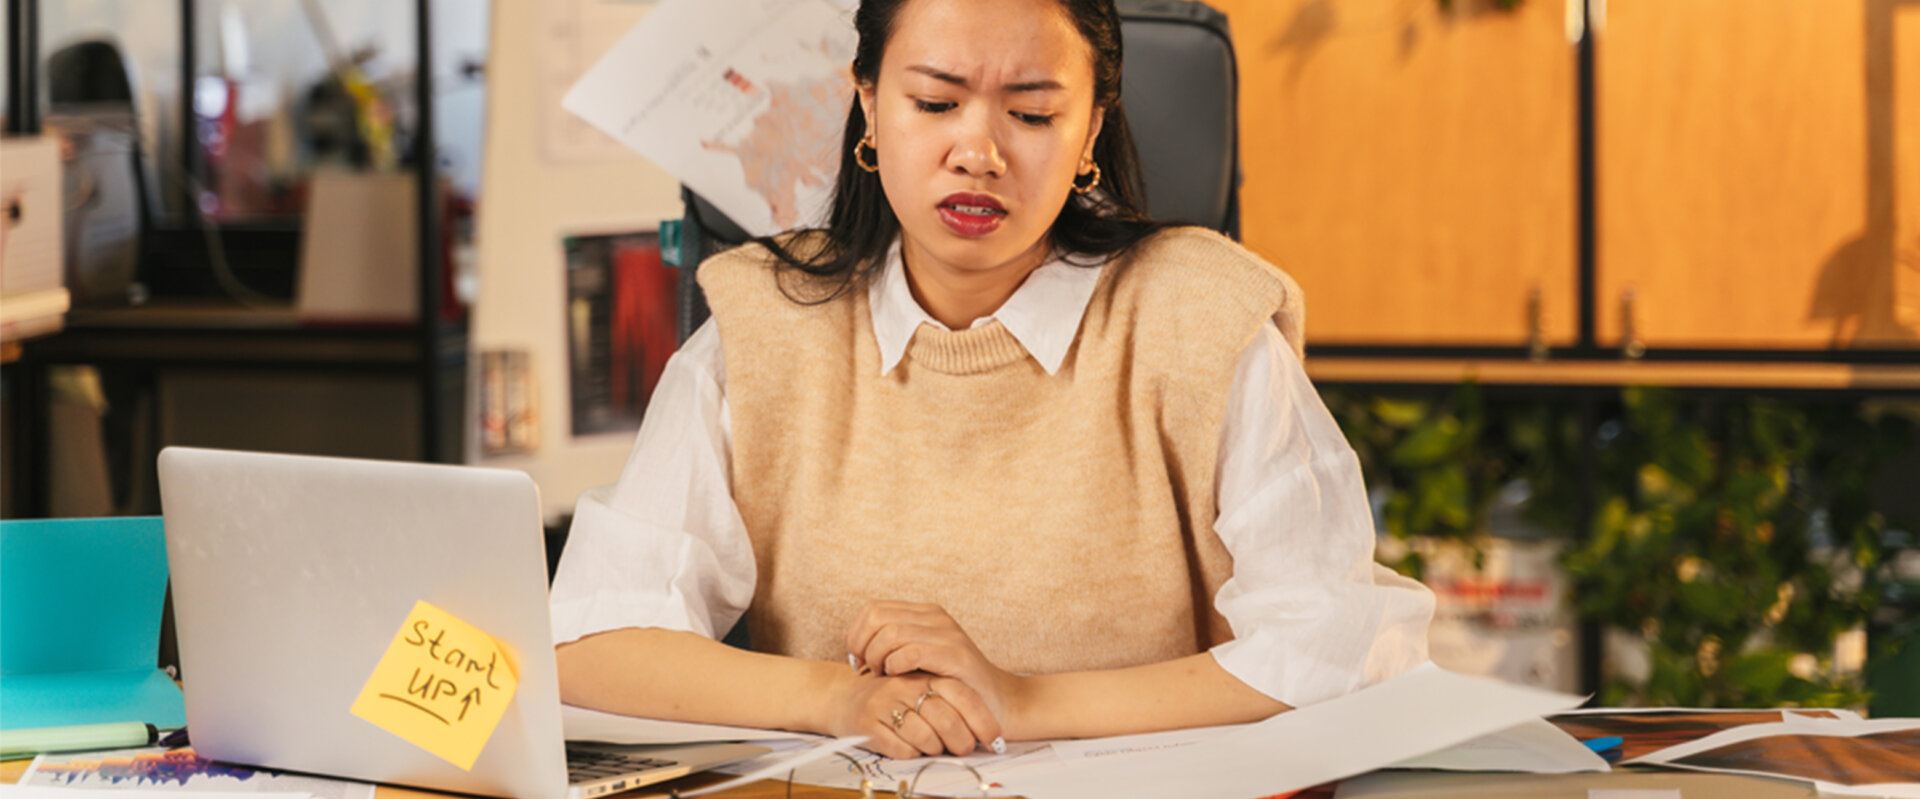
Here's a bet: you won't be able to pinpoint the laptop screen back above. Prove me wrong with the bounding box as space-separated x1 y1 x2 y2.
158 447 570 799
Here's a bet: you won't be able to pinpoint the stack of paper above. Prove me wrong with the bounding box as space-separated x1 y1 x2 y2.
1387 717 1607 774
567 665 1589 798
1623 715 1920 798
594 665 1582 798
998 664 1585 799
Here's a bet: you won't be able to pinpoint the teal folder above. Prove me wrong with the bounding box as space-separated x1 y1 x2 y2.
0 516 186 730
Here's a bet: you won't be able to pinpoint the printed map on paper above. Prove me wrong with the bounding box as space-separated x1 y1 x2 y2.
563 0 857 236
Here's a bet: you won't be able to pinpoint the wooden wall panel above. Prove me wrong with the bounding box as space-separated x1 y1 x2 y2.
1597 0 1920 349
1214 0 1578 346
1888 0 1919 348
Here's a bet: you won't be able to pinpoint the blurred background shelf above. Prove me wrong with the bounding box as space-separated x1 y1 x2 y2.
27 302 450 366
2 0 482 517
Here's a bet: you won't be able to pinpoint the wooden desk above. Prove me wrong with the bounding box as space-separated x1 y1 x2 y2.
0 746 1825 798
4 755 1836 799
1335 770 1817 798
2 752 845 798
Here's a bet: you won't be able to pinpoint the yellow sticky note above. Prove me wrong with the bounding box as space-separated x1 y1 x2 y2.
349 600 520 770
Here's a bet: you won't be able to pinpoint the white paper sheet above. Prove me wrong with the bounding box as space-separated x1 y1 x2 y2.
1623 716 1920 798
1388 717 1607 773
669 735 868 798
1045 723 1245 761
1552 705 1861 720
20 748 373 799
561 0 858 236
716 739 1053 797
560 704 815 744
1 788 312 799
1000 663 1586 799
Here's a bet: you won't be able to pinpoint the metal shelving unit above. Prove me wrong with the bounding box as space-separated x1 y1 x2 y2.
2 0 467 518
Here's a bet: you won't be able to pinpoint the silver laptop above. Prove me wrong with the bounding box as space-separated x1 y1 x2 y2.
157 447 768 799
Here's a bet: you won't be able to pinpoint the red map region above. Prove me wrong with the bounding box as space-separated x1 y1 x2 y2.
703 76 848 230
33 749 261 787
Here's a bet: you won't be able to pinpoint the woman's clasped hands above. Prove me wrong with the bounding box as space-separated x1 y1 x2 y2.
825 601 1022 759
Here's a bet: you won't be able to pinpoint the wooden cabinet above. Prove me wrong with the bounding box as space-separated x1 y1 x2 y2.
1597 0 1920 350
1217 0 1920 356
1215 0 1577 347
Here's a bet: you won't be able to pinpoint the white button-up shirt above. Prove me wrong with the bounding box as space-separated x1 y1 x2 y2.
549 241 1435 708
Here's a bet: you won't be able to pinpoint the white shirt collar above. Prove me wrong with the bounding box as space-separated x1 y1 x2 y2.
868 238 1105 376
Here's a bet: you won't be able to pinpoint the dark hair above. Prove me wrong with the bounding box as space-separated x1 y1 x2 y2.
752 0 1174 301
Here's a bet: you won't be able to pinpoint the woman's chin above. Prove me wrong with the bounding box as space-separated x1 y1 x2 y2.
907 227 1048 274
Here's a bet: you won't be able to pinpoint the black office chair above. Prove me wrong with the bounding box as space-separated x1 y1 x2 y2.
670 0 1242 344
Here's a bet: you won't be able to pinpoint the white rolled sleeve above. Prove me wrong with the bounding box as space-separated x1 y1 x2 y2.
548 320 758 645
548 310 1432 708
1207 323 1436 708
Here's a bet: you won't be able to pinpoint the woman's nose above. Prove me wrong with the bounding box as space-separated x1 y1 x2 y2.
946 118 1006 179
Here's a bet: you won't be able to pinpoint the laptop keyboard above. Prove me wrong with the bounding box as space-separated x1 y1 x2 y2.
565 747 680 785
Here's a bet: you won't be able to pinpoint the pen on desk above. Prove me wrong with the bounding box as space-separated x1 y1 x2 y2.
0 721 161 759
1580 736 1621 751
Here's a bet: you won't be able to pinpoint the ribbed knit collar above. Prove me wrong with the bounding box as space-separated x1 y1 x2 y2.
903 320 1030 375
868 238 1106 377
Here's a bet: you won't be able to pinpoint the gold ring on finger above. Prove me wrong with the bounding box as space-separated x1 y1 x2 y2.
913 690 937 714
890 708 908 730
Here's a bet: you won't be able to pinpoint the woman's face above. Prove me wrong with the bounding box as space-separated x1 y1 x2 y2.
858 0 1104 280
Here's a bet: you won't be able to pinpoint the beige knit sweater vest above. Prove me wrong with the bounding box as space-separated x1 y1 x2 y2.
697 227 1296 675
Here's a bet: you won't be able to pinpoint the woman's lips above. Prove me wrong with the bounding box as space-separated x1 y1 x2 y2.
938 193 1006 237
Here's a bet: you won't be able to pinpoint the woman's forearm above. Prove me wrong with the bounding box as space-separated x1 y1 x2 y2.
557 629 1288 744
555 627 844 733
1004 652 1290 740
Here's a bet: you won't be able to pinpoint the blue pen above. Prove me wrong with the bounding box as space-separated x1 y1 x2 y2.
1582 736 1623 754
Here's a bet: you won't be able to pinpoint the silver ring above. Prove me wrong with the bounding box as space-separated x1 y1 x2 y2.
913 690 937 714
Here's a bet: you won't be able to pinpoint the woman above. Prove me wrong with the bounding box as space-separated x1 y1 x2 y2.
550 0 1433 759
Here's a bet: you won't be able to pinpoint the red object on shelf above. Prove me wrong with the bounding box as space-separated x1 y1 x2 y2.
609 237 677 413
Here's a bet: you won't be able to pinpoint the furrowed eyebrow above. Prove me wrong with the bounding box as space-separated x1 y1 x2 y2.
1004 79 1066 93
905 65 1065 93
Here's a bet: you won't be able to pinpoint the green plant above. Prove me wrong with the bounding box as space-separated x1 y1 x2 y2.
1325 383 1580 577
1328 382 1915 709
1325 383 1497 578
1560 388 1914 708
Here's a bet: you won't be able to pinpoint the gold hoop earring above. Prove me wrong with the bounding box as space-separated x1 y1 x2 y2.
1071 162 1101 195
854 134 879 173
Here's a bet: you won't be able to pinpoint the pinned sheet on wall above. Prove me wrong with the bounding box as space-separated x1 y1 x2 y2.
560 0 856 236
